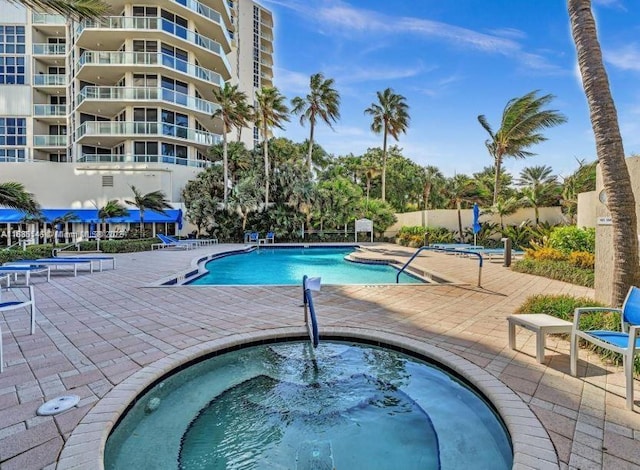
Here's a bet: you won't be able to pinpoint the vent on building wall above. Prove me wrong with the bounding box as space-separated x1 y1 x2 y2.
102 175 114 187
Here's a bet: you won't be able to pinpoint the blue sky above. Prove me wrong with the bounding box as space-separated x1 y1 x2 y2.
261 0 639 179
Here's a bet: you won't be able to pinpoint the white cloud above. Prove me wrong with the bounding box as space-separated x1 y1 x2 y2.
605 43 640 71
273 67 311 94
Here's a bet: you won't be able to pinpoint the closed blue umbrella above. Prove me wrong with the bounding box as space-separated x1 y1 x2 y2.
472 203 481 246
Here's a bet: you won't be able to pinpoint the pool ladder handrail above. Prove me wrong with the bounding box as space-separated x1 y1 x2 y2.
396 246 484 287
302 275 320 348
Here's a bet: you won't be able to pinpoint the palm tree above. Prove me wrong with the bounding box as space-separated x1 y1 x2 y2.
125 186 172 238
0 182 40 215
517 165 558 224
255 86 290 208
291 72 341 173
486 197 520 231
478 90 567 205
9 0 109 20
211 83 252 206
568 0 640 305
50 212 79 247
444 174 483 242
422 165 444 210
364 88 410 202
97 200 129 250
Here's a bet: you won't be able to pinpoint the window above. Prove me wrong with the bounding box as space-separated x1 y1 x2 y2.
0 118 26 146
161 110 188 137
133 107 158 122
132 6 157 17
161 11 188 39
161 76 188 106
161 43 188 72
132 73 158 87
133 40 157 53
134 141 158 156
0 148 25 162
0 26 26 84
161 142 187 164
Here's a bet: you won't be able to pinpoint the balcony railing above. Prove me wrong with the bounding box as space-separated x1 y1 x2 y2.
32 13 66 24
33 43 66 55
33 104 67 117
75 121 220 146
77 153 212 168
33 135 67 146
76 16 231 73
171 0 232 45
33 74 66 86
77 86 220 115
76 51 225 88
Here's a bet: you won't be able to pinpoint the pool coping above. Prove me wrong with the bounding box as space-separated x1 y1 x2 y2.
55 327 559 470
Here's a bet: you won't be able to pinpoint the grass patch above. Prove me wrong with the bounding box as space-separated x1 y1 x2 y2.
516 294 640 375
512 258 594 288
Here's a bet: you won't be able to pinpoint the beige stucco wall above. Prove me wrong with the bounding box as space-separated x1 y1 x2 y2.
594 156 640 304
576 191 597 228
386 206 565 236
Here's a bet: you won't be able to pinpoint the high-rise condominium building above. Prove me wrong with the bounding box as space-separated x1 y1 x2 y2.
0 0 273 230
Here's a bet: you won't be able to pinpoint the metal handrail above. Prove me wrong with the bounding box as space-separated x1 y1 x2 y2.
52 242 80 257
396 246 484 287
302 275 319 348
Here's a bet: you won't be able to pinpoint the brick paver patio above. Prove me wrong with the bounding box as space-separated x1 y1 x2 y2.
0 243 638 469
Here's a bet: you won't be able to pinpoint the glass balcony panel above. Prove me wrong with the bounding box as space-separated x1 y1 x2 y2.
33 135 66 146
78 153 211 168
33 104 66 116
33 43 66 55
32 13 66 24
33 74 66 86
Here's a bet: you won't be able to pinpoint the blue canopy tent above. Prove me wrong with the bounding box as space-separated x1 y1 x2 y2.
472 203 481 246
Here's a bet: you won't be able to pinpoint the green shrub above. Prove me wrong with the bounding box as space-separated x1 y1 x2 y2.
516 294 640 374
548 226 595 254
512 259 594 288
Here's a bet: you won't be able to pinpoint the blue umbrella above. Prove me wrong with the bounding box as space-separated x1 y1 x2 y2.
472 203 481 245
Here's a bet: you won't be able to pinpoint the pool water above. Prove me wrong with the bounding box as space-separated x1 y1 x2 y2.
105 341 513 469
188 247 423 285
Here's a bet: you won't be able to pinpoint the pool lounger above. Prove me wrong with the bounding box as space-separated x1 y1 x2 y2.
0 265 51 286
5 258 93 276
56 256 116 271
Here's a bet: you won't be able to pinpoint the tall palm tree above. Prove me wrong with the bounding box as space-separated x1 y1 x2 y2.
255 86 290 208
125 186 172 238
9 0 109 20
50 211 79 247
478 90 567 205
291 72 341 173
445 174 483 242
486 197 520 231
211 83 252 206
0 182 40 215
364 88 410 202
568 0 640 305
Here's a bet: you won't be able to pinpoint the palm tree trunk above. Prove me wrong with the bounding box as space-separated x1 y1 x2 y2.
307 124 315 174
381 126 388 202
423 182 432 210
493 155 502 205
223 121 229 207
140 214 144 239
569 0 640 305
263 129 269 208
457 201 463 242
534 205 539 225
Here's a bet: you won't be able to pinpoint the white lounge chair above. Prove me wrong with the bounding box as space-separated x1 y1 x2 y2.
0 285 36 373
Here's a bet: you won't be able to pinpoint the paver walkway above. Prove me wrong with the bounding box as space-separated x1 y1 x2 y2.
0 243 638 469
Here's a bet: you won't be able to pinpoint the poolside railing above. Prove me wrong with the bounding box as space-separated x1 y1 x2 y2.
302 275 320 348
396 246 484 287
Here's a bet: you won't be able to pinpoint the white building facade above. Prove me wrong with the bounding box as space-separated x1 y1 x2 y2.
0 0 274 240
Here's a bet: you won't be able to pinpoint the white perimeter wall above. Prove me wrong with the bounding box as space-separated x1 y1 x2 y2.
386 206 565 236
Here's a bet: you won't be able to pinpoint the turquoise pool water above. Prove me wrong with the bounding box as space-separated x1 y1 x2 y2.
188 247 423 285
105 341 513 469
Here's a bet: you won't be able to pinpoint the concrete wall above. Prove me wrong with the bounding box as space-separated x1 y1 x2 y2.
0 162 202 207
386 206 565 236
593 157 640 304
576 191 597 228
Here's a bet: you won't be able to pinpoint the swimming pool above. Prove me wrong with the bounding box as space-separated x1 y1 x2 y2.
187 247 423 285
104 341 512 469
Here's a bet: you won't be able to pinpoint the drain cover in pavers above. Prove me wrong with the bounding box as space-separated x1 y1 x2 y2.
37 395 80 416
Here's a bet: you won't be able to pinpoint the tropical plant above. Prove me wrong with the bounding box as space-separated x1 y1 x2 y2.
50 211 79 247
477 90 567 204
9 0 109 19
364 88 410 202
486 196 521 230
0 182 40 215
517 165 559 224
291 72 341 173
360 198 397 238
568 0 640 305
561 159 596 222
97 200 128 250
228 176 263 231
125 186 172 238
444 174 483 242
548 226 595 254
211 83 252 206
255 86 290 208
422 165 445 210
